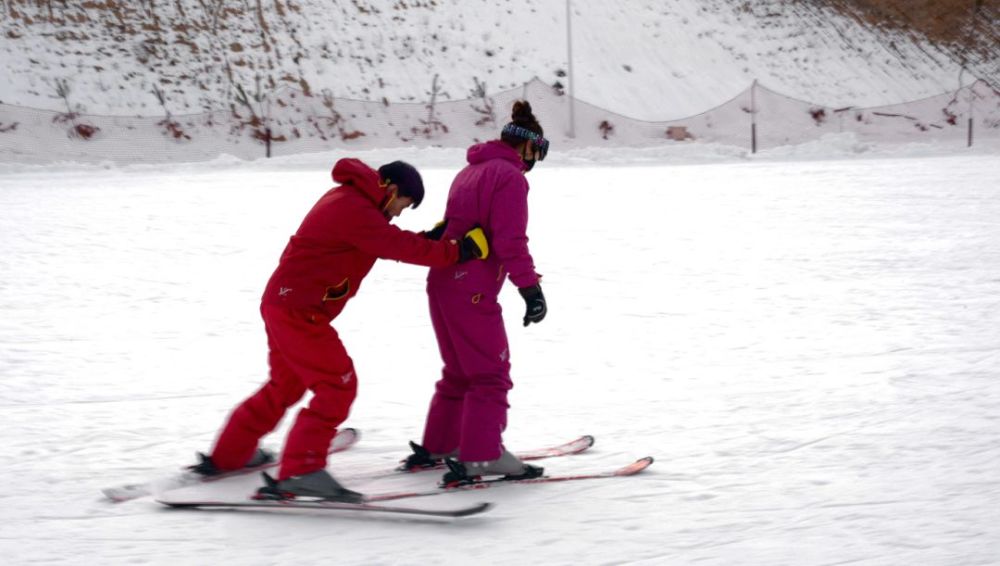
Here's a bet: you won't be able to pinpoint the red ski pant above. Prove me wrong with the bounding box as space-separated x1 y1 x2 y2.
210 304 357 479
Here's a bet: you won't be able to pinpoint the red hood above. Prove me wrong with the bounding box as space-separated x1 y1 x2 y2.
331 158 385 205
466 140 526 170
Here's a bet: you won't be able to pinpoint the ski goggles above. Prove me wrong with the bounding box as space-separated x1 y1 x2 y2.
502 124 549 161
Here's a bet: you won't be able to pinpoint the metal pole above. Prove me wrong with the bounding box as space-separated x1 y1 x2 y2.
566 0 576 138
967 81 975 148
750 80 757 154
265 95 272 158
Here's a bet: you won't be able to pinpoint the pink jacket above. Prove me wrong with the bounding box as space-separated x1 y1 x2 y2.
433 140 540 292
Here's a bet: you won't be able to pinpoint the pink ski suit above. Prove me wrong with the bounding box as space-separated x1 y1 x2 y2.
421 140 541 461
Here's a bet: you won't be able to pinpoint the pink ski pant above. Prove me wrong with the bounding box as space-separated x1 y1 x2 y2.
422 278 513 462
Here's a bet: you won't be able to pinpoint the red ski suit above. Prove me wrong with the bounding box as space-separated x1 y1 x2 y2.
210 158 459 479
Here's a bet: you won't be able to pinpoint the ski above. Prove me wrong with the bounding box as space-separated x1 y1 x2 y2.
156 497 492 519
101 428 361 503
366 456 654 503
501 434 596 461
394 434 596 474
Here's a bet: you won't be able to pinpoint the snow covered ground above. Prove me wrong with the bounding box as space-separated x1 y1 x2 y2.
2 140 999 565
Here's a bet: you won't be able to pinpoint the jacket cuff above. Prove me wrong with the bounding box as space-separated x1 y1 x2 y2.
509 271 540 289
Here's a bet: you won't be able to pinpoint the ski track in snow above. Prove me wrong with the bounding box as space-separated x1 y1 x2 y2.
1 145 999 565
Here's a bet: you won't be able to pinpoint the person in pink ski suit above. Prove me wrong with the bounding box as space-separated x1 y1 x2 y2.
411 101 550 479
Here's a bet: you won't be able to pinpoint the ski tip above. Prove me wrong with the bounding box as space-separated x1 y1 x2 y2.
330 428 360 453
615 456 655 476
583 435 596 447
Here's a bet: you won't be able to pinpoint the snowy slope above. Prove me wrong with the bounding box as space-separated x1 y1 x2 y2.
2 2 998 562
0 0 969 119
2 143 999 564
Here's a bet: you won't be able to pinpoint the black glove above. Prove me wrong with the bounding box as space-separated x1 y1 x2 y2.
457 227 489 263
518 283 546 326
422 219 448 241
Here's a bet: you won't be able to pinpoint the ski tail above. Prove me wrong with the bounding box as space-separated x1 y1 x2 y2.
102 427 360 503
518 435 595 461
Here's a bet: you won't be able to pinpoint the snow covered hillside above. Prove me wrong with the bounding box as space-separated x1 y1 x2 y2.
0 0 974 120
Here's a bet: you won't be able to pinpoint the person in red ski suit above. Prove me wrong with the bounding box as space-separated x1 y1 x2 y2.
405 101 550 481
193 158 488 501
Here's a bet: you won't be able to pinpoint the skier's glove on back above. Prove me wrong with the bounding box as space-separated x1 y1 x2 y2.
456 227 489 263
518 283 546 326
422 219 448 241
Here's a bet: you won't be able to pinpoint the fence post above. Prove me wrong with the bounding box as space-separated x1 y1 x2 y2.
265 95 272 158
750 80 758 154
566 0 576 138
967 82 975 148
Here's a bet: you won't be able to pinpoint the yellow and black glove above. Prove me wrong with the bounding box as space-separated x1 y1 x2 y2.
457 226 489 262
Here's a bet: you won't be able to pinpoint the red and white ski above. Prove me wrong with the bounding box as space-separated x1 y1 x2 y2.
101 428 361 503
154 454 649 518
392 434 596 475
501 434 596 461
366 456 654 503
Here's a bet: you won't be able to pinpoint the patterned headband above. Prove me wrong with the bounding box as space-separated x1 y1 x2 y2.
501 123 549 159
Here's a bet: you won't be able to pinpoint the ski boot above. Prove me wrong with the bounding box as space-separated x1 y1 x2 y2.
187 448 275 477
254 470 364 504
441 449 544 486
398 441 456 471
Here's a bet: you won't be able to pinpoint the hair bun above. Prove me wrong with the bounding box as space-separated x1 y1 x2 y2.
511 100 536 125
501 100 544 140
